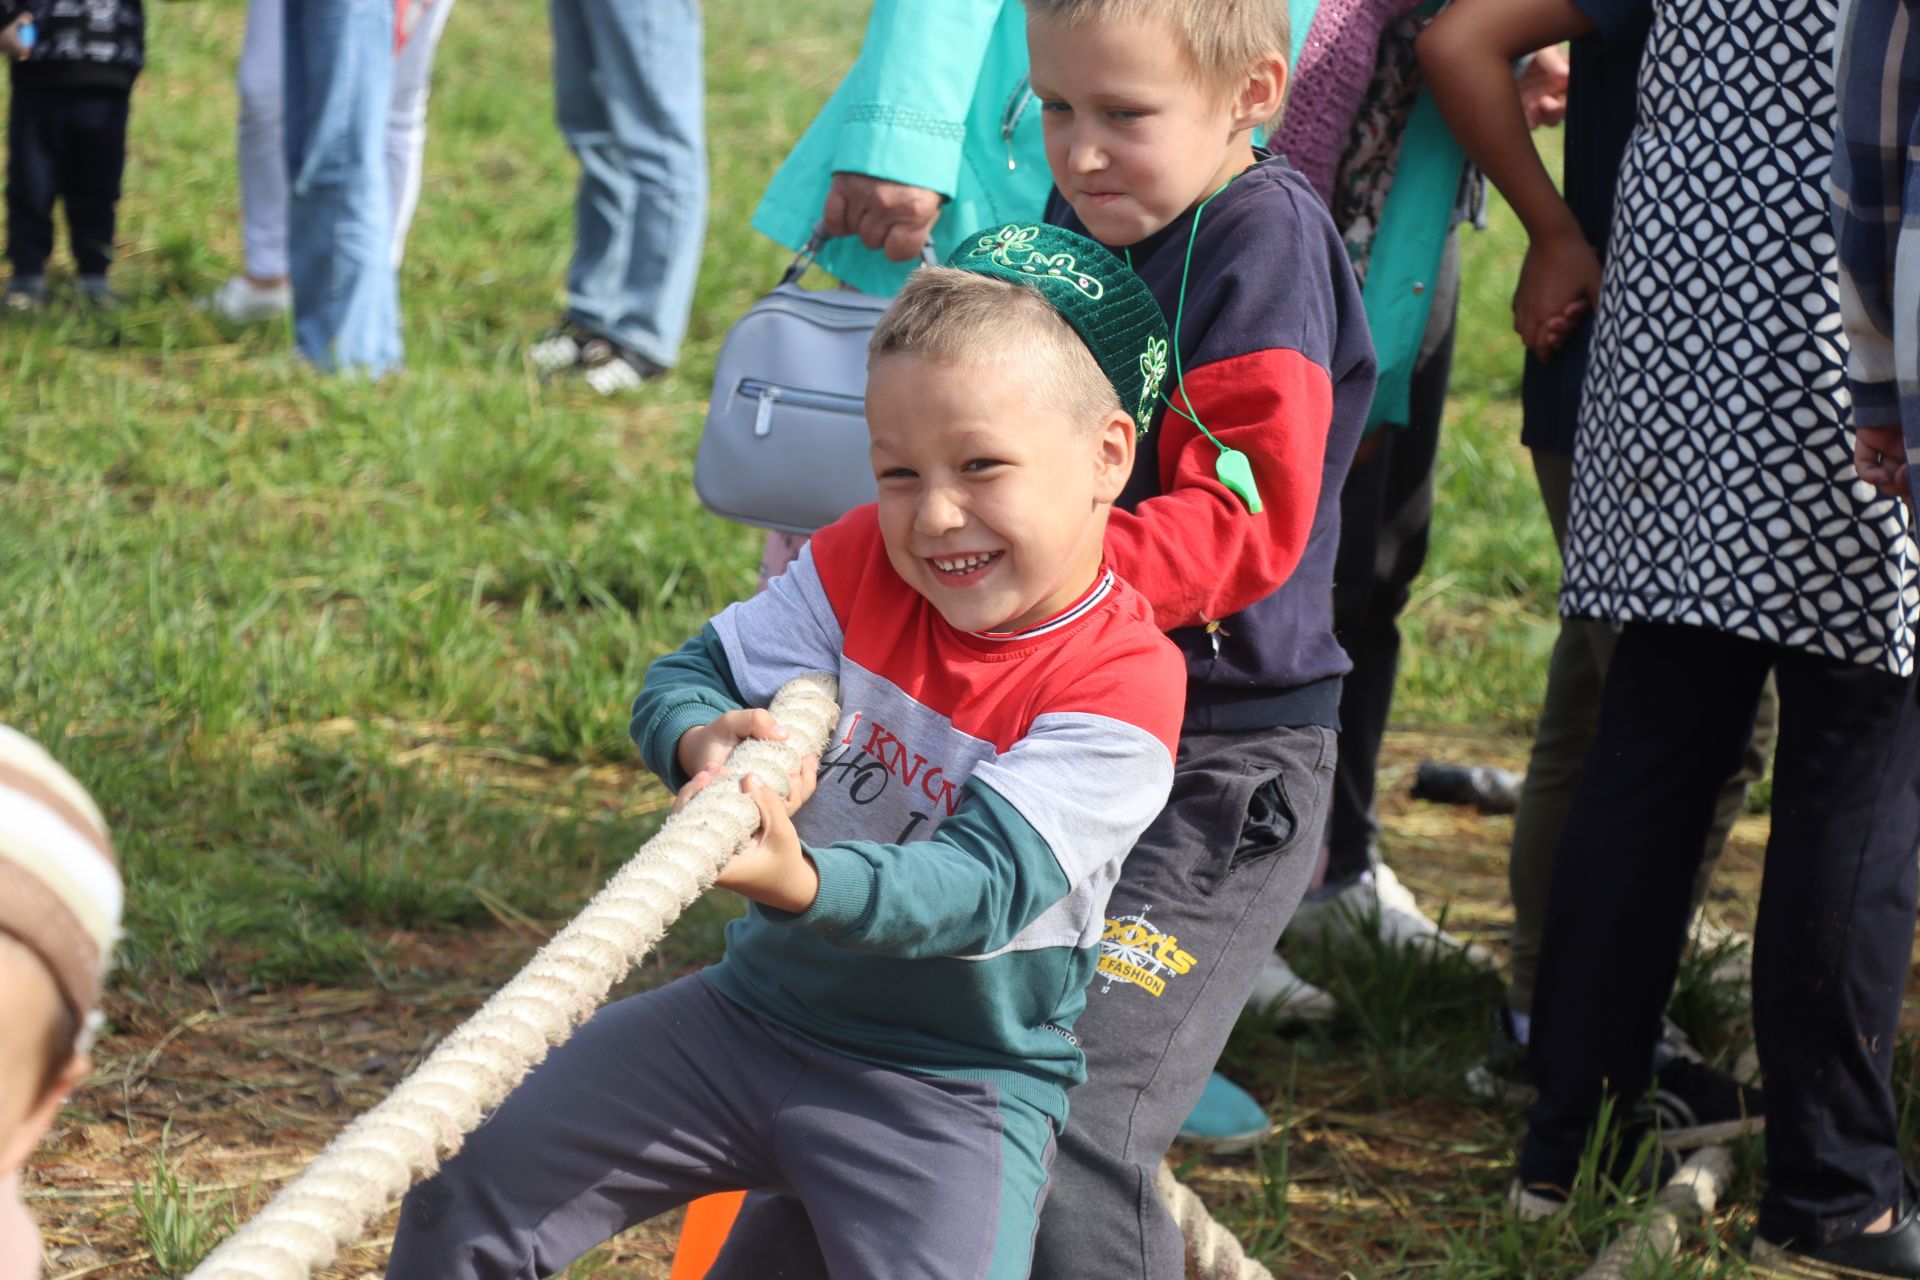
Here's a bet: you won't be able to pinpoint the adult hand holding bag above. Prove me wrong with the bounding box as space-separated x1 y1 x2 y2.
696 227 938 536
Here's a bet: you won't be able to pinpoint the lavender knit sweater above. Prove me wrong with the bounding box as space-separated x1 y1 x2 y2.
1274 0 1424 204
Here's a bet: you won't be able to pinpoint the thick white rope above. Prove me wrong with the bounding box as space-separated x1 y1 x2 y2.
186 674 841 1280
1157 1161 1277 1280
1574 1146 1732 1280
184 671 1266 1280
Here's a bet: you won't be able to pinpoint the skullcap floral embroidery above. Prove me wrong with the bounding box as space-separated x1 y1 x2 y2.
951 223 1169 432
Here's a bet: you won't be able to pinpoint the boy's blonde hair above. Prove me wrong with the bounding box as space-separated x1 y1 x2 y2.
869 267 1123 427
1024 0 1290 96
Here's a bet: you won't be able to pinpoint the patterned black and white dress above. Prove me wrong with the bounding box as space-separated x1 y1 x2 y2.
1561 0 1919 675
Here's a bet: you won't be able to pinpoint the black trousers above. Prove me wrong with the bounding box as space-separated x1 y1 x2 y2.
1324 321 1453 883
1523 621 1920 1247
5 83 131 277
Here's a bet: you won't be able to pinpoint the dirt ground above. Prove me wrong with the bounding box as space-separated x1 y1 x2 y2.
23 729 1793 1279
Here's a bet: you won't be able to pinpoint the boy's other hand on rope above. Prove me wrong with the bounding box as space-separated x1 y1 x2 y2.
672 745 822 915
676 708 790 780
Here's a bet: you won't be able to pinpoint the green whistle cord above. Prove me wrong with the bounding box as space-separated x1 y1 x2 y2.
1126 179 1264 515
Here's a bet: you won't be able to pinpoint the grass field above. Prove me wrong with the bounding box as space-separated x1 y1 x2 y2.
0 0 1886 1275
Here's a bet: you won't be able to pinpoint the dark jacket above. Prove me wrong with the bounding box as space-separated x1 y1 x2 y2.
1052 155 1378 731
4 0 144 91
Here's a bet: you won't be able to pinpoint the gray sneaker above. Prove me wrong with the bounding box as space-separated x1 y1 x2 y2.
1465 1005 1535 1106
77 274 121 311
4 274 45 312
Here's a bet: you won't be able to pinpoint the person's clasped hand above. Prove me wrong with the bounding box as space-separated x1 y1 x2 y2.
1514 229 1600 360
1855 424 1912 506
1518 44 1570 129
822 171 943 262
673 709 821 914
1 13 33 60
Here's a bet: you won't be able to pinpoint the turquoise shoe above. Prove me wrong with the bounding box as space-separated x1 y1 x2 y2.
1177 1073 1269 1153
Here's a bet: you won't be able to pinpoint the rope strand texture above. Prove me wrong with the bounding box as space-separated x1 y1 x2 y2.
185 674 841 1280
1574 1146 1732 1280
1156 1160 1277 1280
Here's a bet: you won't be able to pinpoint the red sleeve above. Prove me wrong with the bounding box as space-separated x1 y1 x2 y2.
804 502 888 626
1103 348 1334 631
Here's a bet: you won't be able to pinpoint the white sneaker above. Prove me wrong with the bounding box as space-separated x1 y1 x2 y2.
1242 952 1337 1023
529 325 590 376
582 350 652 395
1287 863 1496 969
198 275 290 324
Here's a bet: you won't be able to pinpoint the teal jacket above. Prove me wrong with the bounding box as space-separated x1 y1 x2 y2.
751 0 1048 298
754 0 1462 425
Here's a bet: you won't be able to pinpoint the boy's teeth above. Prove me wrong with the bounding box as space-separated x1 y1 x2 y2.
934 553 995 572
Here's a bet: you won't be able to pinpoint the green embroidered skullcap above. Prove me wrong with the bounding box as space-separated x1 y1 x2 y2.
947 223 1170 431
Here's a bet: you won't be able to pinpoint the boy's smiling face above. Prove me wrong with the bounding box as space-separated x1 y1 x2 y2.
1029 13 1282 246
867 354 1133 635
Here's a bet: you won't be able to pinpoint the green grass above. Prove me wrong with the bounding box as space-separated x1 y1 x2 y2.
129 1130 236 1277
1 4 1776 1276
1 0 1556 985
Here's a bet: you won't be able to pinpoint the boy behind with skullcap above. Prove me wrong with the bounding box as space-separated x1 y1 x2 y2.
0 726 123 1280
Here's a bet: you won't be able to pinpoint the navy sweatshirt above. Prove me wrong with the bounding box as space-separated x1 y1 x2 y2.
1051 155 1376 730
4 0 144 90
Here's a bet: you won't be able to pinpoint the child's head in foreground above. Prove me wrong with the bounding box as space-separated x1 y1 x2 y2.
1024 0 1291 246
0 726 120 1177
865 227 1169 633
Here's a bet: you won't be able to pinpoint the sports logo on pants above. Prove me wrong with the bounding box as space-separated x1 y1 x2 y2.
1096 908 1198 998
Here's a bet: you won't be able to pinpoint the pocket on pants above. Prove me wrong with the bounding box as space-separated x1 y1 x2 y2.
1184 765 1296 897
1230 773 1299 872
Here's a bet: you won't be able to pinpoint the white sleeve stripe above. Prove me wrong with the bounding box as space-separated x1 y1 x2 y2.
711 545 844 706
969 711 1176 885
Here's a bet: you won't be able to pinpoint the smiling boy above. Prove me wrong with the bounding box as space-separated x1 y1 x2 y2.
385 231 1187 1280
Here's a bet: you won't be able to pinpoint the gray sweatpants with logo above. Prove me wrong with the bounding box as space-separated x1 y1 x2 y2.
710 724 1336 1279
384 973 1057 1280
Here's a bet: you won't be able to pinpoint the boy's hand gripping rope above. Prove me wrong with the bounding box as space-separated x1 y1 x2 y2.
183 671 1270 1280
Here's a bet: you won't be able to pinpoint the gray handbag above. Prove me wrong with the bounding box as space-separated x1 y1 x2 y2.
695 229 937 536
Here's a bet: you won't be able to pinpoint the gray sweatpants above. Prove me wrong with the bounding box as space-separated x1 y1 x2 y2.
384 974 1056 1280
709 724 1337 1279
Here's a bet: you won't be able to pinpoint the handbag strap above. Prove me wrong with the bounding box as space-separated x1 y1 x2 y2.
779 220 942 286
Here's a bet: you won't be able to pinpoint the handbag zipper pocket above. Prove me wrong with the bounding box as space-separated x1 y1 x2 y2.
738 379 866 438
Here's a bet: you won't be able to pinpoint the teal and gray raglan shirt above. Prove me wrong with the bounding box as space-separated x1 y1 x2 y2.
630 506 1185 1123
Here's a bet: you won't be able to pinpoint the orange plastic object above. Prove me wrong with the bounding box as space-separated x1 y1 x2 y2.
669 1191 747 1280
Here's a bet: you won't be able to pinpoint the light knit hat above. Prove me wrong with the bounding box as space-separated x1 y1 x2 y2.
0 726 121 1052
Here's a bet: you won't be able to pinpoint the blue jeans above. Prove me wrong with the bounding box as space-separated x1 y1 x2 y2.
284 0 401 375
549 0 706 369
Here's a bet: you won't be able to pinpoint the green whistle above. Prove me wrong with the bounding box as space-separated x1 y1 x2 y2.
1215 448 1262 514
